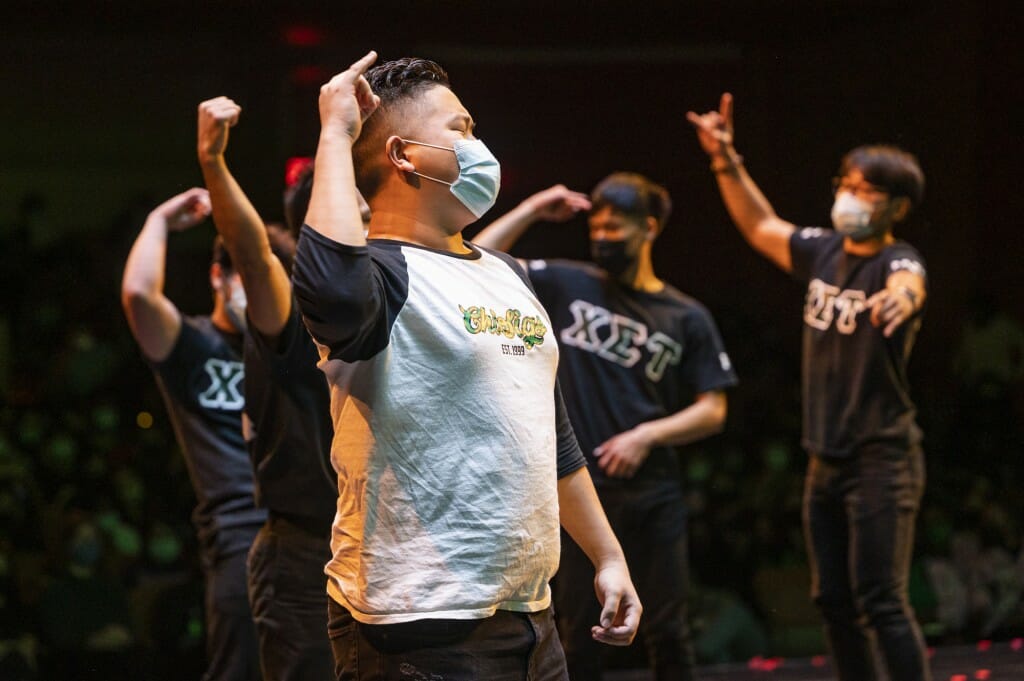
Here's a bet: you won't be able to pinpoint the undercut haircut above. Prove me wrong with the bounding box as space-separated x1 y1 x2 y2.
839 145 925 209
352 58 451 200
590 172 673 232
212 235 233 272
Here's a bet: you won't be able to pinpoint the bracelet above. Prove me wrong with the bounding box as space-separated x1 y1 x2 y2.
711 154 743 174
897 286 919 309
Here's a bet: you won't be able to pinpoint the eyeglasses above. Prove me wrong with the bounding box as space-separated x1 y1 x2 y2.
831 177 889 200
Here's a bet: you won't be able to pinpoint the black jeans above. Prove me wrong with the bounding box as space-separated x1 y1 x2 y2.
555 483 694 681
803 444 931 681
248 516 334 681
203 547 261 681
327 598 568 681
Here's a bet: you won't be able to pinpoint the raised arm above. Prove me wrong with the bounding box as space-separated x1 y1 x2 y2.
557 467 642 646
472 184 591 252
687 93 796 272
305 51 380 246
197 96 292 338
121 189 211 361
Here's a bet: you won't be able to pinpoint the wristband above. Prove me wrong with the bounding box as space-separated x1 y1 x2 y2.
897 286 919 310
711 154 743 174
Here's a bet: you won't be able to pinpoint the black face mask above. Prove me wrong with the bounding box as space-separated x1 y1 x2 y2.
590 239 635 277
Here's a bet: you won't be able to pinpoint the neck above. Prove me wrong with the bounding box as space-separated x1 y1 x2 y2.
368 210 472 253
210 301 237 333
618 252 663 293
843 231 894 256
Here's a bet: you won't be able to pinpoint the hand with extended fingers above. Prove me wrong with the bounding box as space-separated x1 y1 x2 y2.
197 96 241 164
520 184 592 223
686 93 736 159
866 287 918 337
319 51 382 142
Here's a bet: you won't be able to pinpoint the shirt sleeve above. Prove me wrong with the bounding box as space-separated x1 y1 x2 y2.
245 295 316 378
680 304 740 394
789 226 839 283
292 226 409 362
554 380 587 479
883 243 928 287
150 317 205 403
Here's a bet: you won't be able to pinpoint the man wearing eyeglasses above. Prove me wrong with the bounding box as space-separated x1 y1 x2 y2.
688 94 930 681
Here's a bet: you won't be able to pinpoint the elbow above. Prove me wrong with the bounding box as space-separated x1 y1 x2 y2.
706 394 729 435
120 285 149 314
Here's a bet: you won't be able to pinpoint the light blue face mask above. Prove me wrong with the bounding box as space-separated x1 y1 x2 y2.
831 191 885 242
402 138 501 218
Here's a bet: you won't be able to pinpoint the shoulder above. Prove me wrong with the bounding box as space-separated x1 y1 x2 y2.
524 258 602 280
882 240 927 275
791 226 842 249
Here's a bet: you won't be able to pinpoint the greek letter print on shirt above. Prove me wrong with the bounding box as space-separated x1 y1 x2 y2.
525 259 738 485
789 227 927 457
559 299 684 382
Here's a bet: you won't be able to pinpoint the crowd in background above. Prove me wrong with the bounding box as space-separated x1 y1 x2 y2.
1 194 1022 678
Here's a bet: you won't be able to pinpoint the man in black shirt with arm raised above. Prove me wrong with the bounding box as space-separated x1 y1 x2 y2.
197 96 344 680
689 94 931 681
122 188 264 681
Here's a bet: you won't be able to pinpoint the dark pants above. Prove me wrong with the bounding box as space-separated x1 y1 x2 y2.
248 517 334 681
327 598 568 681
804 444 932 681
204 548 261 681
555 483 694 681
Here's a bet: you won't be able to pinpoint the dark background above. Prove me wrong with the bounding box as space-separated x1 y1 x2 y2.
1 0 1023 674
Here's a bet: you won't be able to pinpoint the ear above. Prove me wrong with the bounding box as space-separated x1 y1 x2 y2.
386 136 417 174
645 215 660 241
209 262 224 291
889 196 911 223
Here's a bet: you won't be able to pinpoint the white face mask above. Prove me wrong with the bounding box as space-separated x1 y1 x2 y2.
402 138 501 218
831 191 885 242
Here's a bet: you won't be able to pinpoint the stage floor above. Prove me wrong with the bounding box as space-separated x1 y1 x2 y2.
606 641 1024 680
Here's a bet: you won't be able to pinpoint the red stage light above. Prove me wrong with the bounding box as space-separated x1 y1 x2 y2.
283 25 325 47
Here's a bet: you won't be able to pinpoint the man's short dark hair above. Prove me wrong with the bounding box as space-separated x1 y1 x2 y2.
353 58 451 200
265 223 297 275
211 226 296 276
839 145 925 209
284 163 314 238
590 172 673 232
212 235 233 272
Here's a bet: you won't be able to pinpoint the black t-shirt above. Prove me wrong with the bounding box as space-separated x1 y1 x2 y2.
243 297 336 534
789 228 927 456
526 259 738 488
150 316 266 560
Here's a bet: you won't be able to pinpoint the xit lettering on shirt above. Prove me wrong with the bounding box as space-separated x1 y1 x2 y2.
559 299 682 382
803 256 923 336
198 358 244 410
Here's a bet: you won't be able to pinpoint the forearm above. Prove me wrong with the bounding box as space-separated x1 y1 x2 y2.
886 270 927 313
472 201 538 251
633 391 727 448
305 133 366 246
711 150 779 240
121 214 169 301
199 155 273 272
558 467 628 570
200 154 291 335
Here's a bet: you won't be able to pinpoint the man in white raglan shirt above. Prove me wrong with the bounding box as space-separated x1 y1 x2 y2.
291 52 641 680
